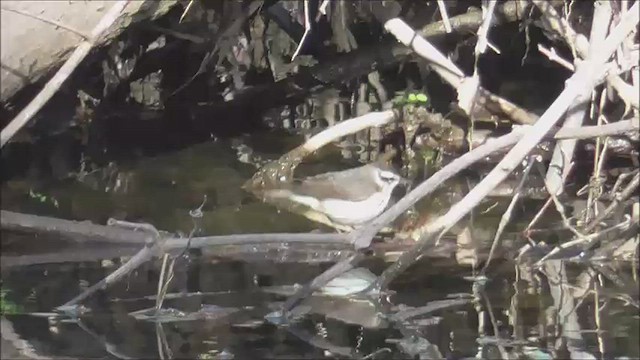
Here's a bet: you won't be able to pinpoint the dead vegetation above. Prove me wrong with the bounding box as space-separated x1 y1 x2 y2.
1 1 638 359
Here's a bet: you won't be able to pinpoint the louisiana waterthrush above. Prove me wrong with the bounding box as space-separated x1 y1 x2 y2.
265 163 407 226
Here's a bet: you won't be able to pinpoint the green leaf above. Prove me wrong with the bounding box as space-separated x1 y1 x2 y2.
1 288 23 315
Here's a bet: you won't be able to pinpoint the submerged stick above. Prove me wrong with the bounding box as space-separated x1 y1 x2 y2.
58 243 157 309
1 210 350 248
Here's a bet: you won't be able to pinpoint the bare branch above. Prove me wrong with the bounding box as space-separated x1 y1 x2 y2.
371 6 638 285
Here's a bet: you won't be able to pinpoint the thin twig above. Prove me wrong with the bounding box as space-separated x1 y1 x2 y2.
459 0 497 114
1 246 141 268
156 322 170 359
537 162 587 240
156 254 170 311
179 0 195 23
145 24 207 43
584 171 640 233
57 221 169 309
436 0 452 33
482 155 537 274
586 100 610 223
524 197 554 234
479 286 510 359
291 0 310 61
535 216 634 265
474 0 498 57
537 44 575 71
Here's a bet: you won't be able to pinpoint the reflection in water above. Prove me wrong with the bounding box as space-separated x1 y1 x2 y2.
2 136 638 359
2 253 638 358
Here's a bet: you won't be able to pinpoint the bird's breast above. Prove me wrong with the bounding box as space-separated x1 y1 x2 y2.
319 190 392 225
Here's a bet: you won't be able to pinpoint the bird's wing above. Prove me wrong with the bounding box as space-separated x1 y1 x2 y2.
292 173 378 201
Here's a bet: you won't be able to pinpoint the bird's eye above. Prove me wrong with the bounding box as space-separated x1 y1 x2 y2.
378 170 399 183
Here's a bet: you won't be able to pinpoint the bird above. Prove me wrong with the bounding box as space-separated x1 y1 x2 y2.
263 163 407 226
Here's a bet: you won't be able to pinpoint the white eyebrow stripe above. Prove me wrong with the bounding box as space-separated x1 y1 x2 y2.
379 170 398 179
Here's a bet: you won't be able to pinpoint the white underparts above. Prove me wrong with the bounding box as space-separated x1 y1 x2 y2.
288 186 393 225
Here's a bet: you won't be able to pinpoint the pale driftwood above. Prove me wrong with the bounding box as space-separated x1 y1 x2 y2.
302 110 398 153
0 0 177 102
431 0 638 230
1 1 131 148
1 6 90 40
552 118 639 139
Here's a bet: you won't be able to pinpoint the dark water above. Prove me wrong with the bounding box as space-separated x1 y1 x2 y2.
2 136 638 359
